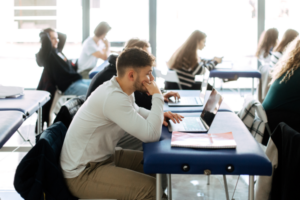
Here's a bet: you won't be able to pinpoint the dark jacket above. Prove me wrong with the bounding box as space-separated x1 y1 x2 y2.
14 122 78 200
270 122 300 200
36 32 81 93
262 110 300 145
86 55 153 110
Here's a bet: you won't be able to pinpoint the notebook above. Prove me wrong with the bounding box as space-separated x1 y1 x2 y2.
171 131 237 149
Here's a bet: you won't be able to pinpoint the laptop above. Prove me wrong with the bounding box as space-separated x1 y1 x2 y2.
168 88 223 133
167 71 210 107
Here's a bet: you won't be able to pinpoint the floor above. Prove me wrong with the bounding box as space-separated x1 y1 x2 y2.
0 88 255 200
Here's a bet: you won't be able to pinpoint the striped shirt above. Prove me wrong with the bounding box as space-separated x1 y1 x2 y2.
174 59 217 87
270 51 283 67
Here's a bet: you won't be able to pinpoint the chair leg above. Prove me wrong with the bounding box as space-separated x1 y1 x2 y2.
167 174 172 200
17 130 33 147
223 175 230 200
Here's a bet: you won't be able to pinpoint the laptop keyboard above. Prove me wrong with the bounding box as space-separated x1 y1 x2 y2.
182 117 206 131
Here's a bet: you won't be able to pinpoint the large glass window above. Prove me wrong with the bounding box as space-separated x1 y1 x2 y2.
0 0 82 89
265 0 300 38
89 0 149 44
156 0 258 88
157 0 257 66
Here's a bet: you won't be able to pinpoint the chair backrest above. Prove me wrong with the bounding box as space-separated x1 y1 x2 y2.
154 68 182 89
238 95 271 144
53 95 86 128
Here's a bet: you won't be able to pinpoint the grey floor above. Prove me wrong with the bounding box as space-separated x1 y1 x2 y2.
0 88 254 200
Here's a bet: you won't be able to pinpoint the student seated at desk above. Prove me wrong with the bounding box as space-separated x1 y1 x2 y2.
78 22 111 79
60 48 183 200
256 28 279 66
87 38 180 110
262 36 300 145
36 28 91 96
270 29 298 66
166 30 222 90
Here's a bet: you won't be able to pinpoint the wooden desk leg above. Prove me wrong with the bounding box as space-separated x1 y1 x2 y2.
249 175 254 200
156 174 162 200
167 174 172 200
38 107 42 134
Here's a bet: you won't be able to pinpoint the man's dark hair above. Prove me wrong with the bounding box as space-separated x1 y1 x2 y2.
94 22 111 37
116 48 155 77
43 28 55 34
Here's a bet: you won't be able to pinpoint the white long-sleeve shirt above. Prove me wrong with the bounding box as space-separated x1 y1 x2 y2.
60 76 164 178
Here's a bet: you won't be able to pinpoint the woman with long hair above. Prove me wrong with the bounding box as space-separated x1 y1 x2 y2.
166 30 222 90
261 36 300 144
270 29 299 66
256 28 279 65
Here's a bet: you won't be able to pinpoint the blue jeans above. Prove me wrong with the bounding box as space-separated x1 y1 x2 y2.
64 79 91 96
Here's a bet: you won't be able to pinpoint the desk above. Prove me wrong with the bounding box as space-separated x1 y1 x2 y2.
0 111 24 149
89 60 109 79
0 90 50 135
209 69 261 95
163 90 232 113
143 112 271 200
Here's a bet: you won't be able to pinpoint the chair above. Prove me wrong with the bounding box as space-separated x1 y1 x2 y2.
53 95 86 129
223 95 272 200
256 123 300 200
154 68 182 90
49 89 76 126
257 64 272 103
14 121 115 200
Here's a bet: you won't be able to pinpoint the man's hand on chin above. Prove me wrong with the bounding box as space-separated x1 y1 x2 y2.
163 111 184 126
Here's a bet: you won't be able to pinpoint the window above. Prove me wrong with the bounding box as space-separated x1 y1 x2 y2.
0 0 82 89
265 0 300 38
157 0 258 88
89 0 149 43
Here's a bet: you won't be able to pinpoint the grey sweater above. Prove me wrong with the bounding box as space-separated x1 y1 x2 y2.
60 76 164 178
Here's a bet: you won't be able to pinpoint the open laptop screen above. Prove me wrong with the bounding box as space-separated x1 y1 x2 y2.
200 89 223 129
200 67 210 101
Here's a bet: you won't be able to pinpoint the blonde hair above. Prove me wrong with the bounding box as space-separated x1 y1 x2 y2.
270 36 300 84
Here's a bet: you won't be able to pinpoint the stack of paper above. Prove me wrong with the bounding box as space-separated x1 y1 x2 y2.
171 131 237 149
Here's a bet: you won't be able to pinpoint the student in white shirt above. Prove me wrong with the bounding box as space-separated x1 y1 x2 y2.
78 22 111 79
60 48 184 200
256 28 279 66
271 29 298 66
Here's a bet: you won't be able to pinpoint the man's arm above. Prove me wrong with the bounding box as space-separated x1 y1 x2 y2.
36 32 52 66
57 32 67 52
104 93 164 143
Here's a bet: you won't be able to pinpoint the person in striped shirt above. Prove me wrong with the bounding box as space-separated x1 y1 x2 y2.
270 29 298 67
166 30 222 90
